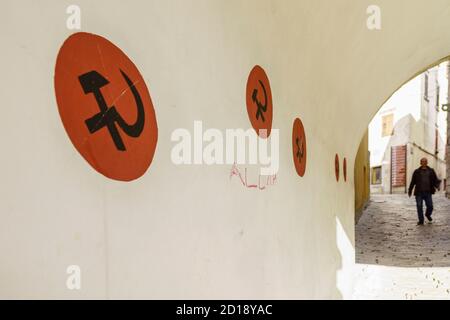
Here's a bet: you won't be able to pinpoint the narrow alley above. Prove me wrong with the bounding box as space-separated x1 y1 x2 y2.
354 193 450 299
356 193 450 267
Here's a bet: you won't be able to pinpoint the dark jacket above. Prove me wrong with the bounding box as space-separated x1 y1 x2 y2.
408 166 441 196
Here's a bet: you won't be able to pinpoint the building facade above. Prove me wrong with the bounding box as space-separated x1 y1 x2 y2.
369 63 448 194
447 63 450 199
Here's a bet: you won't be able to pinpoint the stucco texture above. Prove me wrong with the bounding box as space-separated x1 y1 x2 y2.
1 0 450 299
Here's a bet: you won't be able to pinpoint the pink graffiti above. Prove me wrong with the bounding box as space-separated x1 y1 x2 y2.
230 164 277 190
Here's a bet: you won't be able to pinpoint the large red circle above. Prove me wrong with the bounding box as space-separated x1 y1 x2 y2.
54 32 158 182
246 65 273 138
292 118 307 177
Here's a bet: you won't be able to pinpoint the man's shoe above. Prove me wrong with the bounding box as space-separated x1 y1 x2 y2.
426 214 433 222
417 222 424 226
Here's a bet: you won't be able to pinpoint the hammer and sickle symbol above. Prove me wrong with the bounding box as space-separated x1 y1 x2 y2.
252 80 268 122
78 70 145 151
296 136 304 161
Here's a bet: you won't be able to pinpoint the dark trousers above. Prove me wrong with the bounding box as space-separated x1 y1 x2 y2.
415 192 434 223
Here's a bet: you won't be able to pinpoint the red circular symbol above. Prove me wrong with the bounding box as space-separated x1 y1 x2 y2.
246 65 273 138
54 32 158 182
292 118 307 177
343 157 347 182
335 154 340 182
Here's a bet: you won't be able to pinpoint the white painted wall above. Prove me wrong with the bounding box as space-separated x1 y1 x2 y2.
1 0 450 299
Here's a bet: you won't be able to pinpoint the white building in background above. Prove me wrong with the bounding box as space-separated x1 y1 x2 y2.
369 62 448 194
447 64 450 199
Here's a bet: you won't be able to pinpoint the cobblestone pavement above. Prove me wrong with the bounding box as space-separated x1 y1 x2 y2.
353 193 450 300
352 265 450 299
356 193 450 268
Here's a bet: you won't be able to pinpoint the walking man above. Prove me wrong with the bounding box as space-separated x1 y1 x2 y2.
408 158 441 225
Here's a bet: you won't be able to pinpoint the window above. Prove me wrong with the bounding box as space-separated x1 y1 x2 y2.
371 166 382 185
381 113 394 137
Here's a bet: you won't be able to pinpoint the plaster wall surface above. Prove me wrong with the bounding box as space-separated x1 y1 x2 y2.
2 0 450 299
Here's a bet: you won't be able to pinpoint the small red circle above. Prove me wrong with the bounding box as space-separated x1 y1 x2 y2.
343 158 347 182
246 65 273 138
335 154 340 182
54 32 158 182
292 118 307 177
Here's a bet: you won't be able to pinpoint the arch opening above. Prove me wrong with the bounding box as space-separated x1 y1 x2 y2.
354 59 450 268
